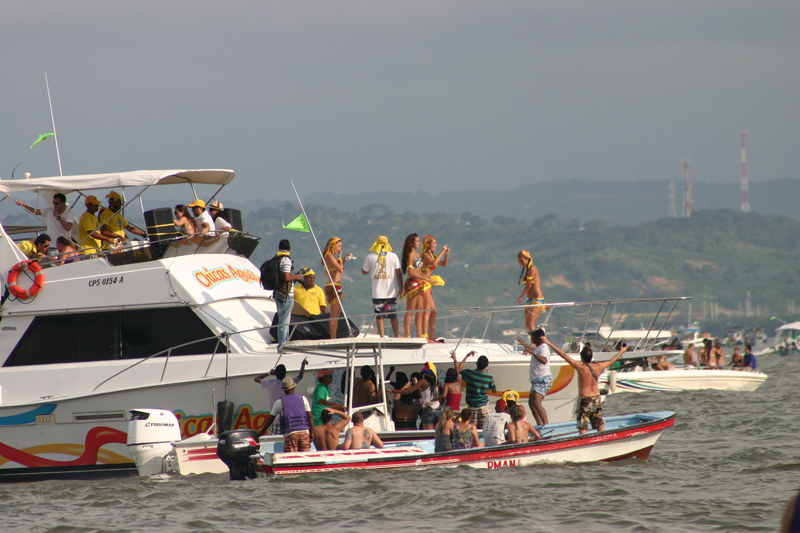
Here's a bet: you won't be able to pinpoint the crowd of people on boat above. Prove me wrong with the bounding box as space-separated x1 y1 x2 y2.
681 338 758 371
14 192 232 266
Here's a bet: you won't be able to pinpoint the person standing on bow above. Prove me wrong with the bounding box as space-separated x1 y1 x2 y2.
421 234 449 341
542 335 628 435
516 250 545 334
400 233 435 339
322 236 354 340
362 235 403 338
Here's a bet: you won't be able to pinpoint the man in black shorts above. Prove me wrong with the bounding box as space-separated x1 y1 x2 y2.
362 235 403 337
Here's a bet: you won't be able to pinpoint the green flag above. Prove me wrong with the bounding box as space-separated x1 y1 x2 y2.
282 213 310 232
30 133 54 149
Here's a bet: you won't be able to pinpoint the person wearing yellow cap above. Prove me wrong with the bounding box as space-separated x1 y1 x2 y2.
362 236 403 337
187 199 214 236
292 269 327 317
98 191 146 246
78 195 114 254
322 236 355 340
516 250 545 334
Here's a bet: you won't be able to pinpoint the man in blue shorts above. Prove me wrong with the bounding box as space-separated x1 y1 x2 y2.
515 328 552 426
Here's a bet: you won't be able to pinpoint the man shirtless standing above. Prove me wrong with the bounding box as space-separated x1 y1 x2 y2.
311 408 350 451
516 250 545 334
542 335 628 435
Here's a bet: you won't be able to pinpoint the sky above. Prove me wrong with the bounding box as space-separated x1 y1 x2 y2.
1 1 798 203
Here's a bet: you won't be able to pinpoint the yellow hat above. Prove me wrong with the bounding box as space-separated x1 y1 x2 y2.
106 191 122 202
85 195 101 206
303 269 316 277
369 236 392 254
187 199 206 208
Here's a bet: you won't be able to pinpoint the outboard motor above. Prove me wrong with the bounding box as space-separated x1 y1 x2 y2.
127 409 181 476
217 429 260 480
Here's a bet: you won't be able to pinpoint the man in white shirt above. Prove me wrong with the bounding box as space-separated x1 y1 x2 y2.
208 200 232 235
362 235 403 337
16 193 77 243
515 328 552 426
482 399 512 446
188 199 214 235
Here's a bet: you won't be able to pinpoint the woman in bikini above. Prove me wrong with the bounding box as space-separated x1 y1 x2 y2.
174 205 198 235
516 250 545 334
401 233 435 339
506 405 540 443
322 236 354 340
712 340 726 368
421 235 449 340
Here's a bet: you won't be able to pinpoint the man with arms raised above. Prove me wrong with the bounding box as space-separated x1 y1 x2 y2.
461 355 497 429
16 194 76 243
254 359 308 435
312 408 351 451
543 335 627 434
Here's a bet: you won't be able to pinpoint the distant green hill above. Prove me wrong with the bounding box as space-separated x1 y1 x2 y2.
244 204 799 340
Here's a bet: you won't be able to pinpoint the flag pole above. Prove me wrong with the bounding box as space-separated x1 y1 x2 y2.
45 73 63 176
290 181 352 336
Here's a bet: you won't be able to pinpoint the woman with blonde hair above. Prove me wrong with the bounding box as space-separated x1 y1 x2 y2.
434 406 455 452
401 233 435 339
421 234 449 340
322 236 354 339
516 250 545 334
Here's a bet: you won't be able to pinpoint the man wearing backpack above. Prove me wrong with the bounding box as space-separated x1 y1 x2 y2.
271 240 303 351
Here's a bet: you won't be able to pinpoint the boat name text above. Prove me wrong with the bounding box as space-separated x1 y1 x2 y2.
88 276 124 287
193 264 260 289
487 459 520 469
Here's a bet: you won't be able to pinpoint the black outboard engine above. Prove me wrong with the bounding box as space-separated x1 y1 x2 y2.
217 429 260 480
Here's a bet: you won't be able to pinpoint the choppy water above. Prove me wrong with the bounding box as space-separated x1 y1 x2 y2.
1 355 796 533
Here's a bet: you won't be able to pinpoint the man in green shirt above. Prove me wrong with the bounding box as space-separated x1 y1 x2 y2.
312 369 346 426
460 355 496 429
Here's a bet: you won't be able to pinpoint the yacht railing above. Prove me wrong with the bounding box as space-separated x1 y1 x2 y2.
91 296 691 393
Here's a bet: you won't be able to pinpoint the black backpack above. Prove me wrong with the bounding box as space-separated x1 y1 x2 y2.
260 255 286 291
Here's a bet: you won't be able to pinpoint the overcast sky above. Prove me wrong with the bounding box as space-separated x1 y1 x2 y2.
1 1 798 202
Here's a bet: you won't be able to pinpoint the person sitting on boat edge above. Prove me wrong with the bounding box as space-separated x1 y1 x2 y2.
461 355 497 429
254 359 308 435
54 236 81 266
742 345 757 371
341 411 384 450
16 234 51 262
312 408 350 451
16 193 77 244
434 406 456 452
515 328 552 426
652 354 675 371
312 369 346 426
542 335 628 435
99 191 146 245
452 408 482 449
507 405 540 443
188 199 214 236
257 377 314 452
173 204 198 235
207 200 232 235
292 269 327 317
482 399 512 447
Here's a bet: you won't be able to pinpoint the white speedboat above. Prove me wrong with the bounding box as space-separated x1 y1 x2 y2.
757 321 800 356
601 366 767 393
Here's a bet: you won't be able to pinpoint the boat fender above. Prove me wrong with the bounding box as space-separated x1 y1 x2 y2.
7 260 44 300
609 370 617 393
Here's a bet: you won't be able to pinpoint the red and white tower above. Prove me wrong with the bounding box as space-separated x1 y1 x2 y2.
739 131 750 212
682 159 692 218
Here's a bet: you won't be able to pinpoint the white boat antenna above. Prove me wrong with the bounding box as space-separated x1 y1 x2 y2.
290 181 353 336
45 73 63 177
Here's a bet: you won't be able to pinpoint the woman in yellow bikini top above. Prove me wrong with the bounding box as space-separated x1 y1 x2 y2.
516 250 545 333
421 235 449 341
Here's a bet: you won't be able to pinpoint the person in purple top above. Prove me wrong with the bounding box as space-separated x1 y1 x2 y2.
742 345 757 371
257 377 313 452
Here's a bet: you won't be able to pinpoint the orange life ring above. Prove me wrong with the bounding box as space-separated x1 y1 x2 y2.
7 260 45 300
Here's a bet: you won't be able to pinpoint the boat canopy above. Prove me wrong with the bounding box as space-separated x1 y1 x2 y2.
0 169 235 195
776 322 800 331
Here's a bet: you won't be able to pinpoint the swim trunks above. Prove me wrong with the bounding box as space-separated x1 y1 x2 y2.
468 405 490 429
576 395 603 431
372 297 397 319
530 374 554 397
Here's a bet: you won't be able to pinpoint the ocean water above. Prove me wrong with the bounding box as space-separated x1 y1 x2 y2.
1 355 796 533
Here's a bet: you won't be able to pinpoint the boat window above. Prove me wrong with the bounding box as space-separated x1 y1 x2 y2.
4 307 219 367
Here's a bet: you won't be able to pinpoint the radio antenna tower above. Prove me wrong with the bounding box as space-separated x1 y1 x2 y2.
739 131 750 212
668 181 677 217
682 159 692 218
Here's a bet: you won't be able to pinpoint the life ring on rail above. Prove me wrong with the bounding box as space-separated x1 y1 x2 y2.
7 260 45 300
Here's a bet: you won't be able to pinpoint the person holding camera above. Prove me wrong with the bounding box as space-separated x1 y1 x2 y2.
292 268 327 317
541 334 628 435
